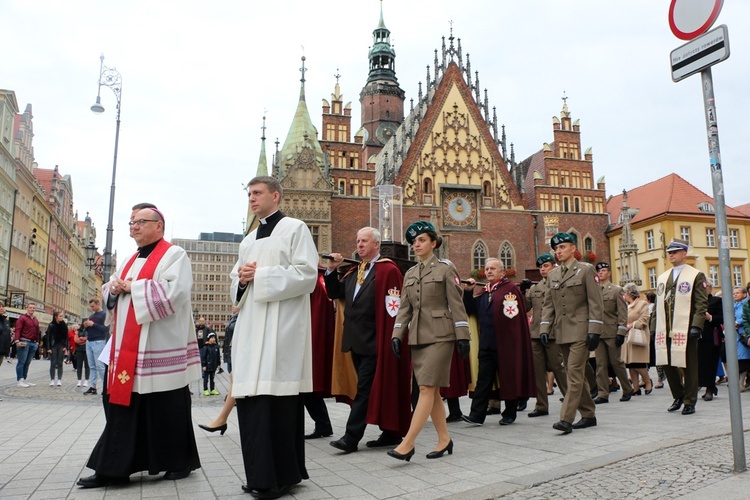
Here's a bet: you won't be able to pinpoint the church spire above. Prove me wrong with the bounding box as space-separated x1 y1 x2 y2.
367 0 398 84
278 56 325 178
256 115 268 177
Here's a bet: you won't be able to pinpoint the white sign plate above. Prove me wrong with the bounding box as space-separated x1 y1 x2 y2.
671 24 729 82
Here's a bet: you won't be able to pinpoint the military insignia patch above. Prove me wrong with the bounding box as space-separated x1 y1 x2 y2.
657 283 665 296
454 275 461 287
385 287 401 317
677 281 692 294
503 292 519 319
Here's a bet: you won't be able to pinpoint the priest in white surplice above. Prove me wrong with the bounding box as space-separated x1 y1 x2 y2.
78 207 202 489
231 176 318 499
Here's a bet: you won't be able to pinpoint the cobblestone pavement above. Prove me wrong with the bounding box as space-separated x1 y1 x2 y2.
1 360 748 499
499 432 749 499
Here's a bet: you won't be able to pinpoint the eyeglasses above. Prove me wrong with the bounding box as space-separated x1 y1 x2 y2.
128 219 160 228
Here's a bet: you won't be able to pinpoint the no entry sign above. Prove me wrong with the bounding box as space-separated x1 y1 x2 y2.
669 0 723 40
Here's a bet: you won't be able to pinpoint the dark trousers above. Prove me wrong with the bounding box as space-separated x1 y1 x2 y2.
202 370 215 391
303 393 332 432
49 344 65 380
663 335 699 406
344 352 377 443
236 395 307 490
469 349 518 423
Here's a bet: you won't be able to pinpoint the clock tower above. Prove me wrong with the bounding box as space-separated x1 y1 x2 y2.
360 2 405 168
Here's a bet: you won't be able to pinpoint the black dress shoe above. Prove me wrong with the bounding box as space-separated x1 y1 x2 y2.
305 428 333 439
681 404 695 415
528 409 549 418
461 414 484 426
593 397 609 404
499 416 516 425
329 437 358 454
667 398 683 412
386 447 415 462
702 392 713 401
198 423 228 435
486 406 501 415
426 439 453 459
365 432 402 448
572 417 597 429
516 400 528 411
446 413 464 423
163 468 192 480
244 484 294 499
589 390 598 399
552 420 573 434
77 473 129 488
620 393 632 402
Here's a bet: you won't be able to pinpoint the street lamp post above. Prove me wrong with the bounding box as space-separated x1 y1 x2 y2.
91 53 122 279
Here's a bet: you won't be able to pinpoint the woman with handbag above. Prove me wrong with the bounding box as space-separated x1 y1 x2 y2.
622 283 652 394
46 311 68 386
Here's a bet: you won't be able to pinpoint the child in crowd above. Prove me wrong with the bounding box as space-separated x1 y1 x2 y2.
200 332 221 396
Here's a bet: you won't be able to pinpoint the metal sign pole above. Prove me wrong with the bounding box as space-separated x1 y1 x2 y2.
701 66 746 473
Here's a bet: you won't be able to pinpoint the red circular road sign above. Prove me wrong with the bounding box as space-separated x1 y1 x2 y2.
669 0 723 40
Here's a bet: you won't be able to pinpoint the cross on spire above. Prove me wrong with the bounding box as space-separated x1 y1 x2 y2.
334 68 341 83
562 90 568 105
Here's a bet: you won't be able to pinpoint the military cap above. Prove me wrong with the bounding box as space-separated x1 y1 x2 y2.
550 232 576 249
536 253 555 267
595 262 610 271
405 221 436 244
666 238 689 253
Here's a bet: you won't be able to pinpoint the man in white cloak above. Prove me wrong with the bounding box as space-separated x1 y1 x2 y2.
78 207 202 488
231 176 318 499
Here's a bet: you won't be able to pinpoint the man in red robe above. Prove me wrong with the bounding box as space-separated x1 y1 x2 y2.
304 268 336 439
325 227 412 453
462 258 536 425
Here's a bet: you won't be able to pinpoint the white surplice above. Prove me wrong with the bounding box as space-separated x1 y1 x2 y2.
103 245 202 394
230 217 318 397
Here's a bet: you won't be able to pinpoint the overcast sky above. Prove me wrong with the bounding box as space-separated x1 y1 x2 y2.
3 0 748 263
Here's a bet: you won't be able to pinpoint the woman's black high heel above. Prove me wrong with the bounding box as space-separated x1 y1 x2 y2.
198 423 227 435
633 388 642 396
426 439 453 459
387 447 415 462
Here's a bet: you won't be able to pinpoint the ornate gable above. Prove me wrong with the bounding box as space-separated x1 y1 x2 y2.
392 63 522 210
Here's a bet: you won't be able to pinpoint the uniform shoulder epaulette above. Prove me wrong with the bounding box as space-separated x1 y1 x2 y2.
438 258 453 266
578 261 594 269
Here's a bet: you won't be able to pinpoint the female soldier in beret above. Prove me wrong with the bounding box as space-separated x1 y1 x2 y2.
389 221 470 461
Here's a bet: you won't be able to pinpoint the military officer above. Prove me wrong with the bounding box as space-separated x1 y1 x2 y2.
655 239 708 415
525 253 568 418
540 233 603 434
593 262 634 404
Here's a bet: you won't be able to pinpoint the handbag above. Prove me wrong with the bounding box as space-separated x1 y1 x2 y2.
628 328 649 346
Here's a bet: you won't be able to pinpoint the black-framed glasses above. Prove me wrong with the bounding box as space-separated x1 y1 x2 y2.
128 219 160 228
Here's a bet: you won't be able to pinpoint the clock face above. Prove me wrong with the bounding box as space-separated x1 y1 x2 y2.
442 191 477 228
376 122 398 144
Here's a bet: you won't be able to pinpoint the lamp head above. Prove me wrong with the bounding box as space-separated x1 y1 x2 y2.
91 96 105 114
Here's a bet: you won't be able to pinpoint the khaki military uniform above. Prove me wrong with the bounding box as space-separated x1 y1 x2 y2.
526 278 567 413
540 259 603 424
393 254 470 386
595 281 634 399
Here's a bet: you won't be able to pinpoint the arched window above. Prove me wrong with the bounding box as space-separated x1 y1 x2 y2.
482 181 492 197
472 240 488 271
423 177 433 194
338 180 345 195
499 242 513 269
574 197 581 212
584 236 594 253
563 197 570 212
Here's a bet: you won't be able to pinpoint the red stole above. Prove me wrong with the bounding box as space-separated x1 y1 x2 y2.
108 239 172 406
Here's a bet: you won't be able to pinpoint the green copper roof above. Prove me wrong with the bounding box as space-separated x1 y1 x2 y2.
278 56 325 177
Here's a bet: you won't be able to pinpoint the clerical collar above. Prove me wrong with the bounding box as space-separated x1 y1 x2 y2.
257 210 285 239
138 239 162 258
672 264 686 280
259 210 282 225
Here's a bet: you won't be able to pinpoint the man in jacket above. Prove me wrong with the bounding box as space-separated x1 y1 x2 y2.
325 227 412 454
525 254 568 417
593 262 634 404
540 233 603 434
14 302 41 387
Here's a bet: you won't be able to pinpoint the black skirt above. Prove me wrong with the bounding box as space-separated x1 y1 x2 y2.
86 385 201 477
236 394 308 491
